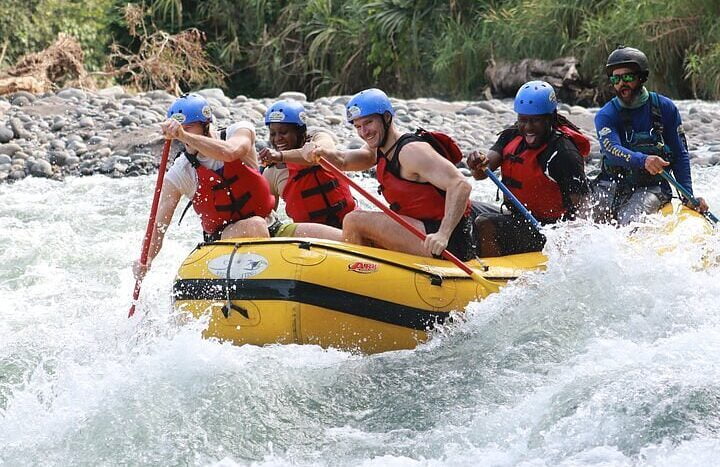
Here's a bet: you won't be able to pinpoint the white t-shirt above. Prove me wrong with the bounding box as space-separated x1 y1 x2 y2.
165 121 256 199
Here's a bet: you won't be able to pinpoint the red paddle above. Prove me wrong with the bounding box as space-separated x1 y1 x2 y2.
128 139 172 317
317 157 496 290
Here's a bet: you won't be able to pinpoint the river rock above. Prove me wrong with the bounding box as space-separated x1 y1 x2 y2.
57 88 87 100
0 125 13 143
11 96 31 107
278 91 307 102
29 160 53 177
0 154 11 165
0 100 11 114
121 116 140 127
9 118 29 140
49 151 69 166
96 85 126 98
9 169 26 180
143 90 175 101
0 143 23 156
212 106 230 119
324 115 344 125
51 118 66 132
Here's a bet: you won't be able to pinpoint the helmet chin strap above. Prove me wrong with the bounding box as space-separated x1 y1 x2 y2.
379 113 392 148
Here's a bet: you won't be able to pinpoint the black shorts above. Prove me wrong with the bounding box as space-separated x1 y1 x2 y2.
422 215 476 261
474 208 546 256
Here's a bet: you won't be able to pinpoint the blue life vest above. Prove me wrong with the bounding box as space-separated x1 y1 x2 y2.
601 92 673 187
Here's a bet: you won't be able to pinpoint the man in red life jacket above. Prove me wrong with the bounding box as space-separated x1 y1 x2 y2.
467 81 591 257
306 88 475 261
257 99 355 241
132 93 276 281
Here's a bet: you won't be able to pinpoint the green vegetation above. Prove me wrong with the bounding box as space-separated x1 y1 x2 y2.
1 0 719 100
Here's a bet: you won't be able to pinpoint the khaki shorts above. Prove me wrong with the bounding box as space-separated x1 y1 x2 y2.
270 221 299 237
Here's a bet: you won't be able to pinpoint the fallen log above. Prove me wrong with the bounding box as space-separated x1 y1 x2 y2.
485 57 598 106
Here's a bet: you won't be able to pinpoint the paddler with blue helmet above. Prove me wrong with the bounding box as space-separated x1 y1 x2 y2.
132 93 275 281
467 80 591 257
305 88 476 261
258 99 355 239
593 45 708 224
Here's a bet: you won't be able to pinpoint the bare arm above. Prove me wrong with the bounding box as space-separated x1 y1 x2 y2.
161 119 258 168
183 128 257 168
260 131 337 166
308 145 377 171
401 142 472 255
132 183 183 280
466 149 502 180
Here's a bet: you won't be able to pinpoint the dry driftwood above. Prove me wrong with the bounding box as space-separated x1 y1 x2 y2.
0 33 90 96
485 57 597 106
0 75 45 95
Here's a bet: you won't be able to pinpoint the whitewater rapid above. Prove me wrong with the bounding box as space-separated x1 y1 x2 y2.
2 167 720 466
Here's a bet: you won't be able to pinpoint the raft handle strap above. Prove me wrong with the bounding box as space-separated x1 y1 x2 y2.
221 243 249 319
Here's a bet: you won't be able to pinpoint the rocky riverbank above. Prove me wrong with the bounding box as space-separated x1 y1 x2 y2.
1 86 719 183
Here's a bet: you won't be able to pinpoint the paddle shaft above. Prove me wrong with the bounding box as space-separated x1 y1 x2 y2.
128 139 172 317
318 157 484 280
484 168 542 230
659 170 718 224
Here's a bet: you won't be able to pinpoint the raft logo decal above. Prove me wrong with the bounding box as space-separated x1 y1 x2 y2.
599 127 611 137
348 261 378 274
202 105 213 119
171 113 186 123
208 253 269 279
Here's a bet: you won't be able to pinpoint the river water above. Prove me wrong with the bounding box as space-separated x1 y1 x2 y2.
2 167 720 466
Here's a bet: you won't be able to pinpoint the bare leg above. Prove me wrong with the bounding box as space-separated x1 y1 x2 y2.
220 216 270 239
343 210 430 256
293 223 343 242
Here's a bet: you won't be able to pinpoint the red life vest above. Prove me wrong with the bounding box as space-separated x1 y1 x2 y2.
190 157 275 235
281 162 356 228
500 125 589 222
376 130 470 221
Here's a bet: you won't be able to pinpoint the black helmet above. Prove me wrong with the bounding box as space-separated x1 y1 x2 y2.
605 46 649 78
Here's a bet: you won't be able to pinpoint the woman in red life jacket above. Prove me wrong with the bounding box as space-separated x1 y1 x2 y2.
467 81 592 257
258 100 355 239
132 93 276 281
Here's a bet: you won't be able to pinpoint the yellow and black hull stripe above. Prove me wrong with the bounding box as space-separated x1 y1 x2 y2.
173 238 545 353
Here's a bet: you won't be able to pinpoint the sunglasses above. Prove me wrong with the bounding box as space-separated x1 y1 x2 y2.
609 73 638 85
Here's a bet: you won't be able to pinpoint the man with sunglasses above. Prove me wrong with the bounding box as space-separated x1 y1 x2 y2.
593 45 708 225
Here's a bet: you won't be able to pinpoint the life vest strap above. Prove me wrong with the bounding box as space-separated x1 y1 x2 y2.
307 199 348 219
300 179 340 198
503 177 523 189
215 191 251 214
211 175 239 191
292 165 322 182
508 154 524 164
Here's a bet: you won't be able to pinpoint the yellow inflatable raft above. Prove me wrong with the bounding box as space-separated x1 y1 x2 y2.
173 204 712 353
173 238 545 353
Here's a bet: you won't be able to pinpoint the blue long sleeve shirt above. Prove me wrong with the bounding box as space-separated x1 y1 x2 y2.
595 93 693 195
